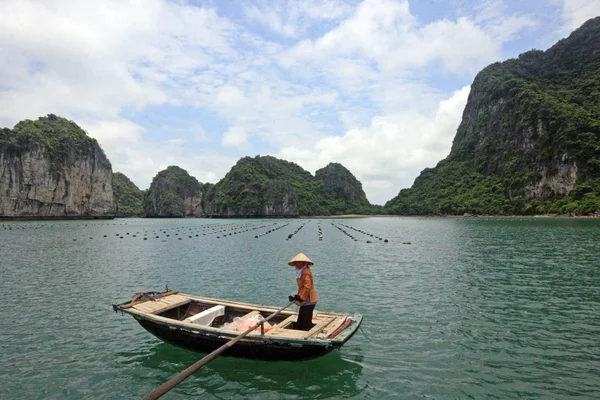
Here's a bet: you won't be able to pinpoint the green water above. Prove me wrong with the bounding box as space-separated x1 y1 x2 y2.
1 217 599 399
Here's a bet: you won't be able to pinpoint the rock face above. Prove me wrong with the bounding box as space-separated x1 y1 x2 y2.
113 172 144 217
385 17 600 215
143 166 206 217
0 115 114 219
315 163 371 213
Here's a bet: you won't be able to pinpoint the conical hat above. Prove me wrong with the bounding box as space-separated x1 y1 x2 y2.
288 252 313 266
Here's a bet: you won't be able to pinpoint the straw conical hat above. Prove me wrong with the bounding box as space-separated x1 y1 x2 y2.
288 252 313 266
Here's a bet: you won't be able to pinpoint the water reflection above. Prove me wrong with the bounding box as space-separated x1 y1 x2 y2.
128 342 365 399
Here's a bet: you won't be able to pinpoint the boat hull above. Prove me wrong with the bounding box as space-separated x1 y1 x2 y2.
137 318 335 361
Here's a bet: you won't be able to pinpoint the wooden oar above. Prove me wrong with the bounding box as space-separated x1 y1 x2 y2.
141 300 295 400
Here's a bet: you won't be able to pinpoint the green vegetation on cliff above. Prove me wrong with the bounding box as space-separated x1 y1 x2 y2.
204 156 330 216
143 166 205 217
203 156 374 216
315 163 373 214
385 17 600 215
113 172 144 217
0 114 109 173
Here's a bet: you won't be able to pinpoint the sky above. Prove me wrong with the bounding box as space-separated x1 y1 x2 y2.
1 0 599 205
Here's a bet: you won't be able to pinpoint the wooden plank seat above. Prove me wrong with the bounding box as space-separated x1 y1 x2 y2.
307 316 338 338
265 314 321 338
131 294 191 315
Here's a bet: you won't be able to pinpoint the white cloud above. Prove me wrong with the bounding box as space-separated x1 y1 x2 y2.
558 0 600 32
244 0 354 38
81 118 236 188
278 86 471 204
222 126 249 148
245 5 297 37
282 0 536 78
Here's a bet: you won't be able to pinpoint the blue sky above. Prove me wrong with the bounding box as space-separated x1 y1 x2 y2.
1 0 598 204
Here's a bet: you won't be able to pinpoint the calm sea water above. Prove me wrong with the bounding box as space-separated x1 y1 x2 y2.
1 217 599 399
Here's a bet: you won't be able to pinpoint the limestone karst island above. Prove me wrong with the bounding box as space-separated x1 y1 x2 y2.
1 18 600 219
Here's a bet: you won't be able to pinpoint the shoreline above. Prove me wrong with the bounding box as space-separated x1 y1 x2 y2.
0 215 115 221
1 213 598 221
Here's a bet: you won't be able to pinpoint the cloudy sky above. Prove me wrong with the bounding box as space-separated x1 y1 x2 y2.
1 0 599 204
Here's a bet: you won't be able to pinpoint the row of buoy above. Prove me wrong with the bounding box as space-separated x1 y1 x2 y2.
286 223 306 240
1 220 248 234
93 222 268 240
254 223 289 239
218 223 279 239
318 223 323 241
337 223 389 243
331 222 358 241
71 222 283 241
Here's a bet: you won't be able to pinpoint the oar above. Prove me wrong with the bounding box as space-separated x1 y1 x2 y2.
141 300 295 400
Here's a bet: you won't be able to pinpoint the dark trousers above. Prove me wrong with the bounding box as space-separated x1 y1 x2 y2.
296 304 316 331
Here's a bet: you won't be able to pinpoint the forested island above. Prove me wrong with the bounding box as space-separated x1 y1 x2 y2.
385 17 600 216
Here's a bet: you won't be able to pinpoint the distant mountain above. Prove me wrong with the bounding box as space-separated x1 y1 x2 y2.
0 117 377 219
113 172 143 217
201 155 374 217
143 166 207 217
315 162 372 214
385 17 600 215
0 114 114 219
203 155 329 216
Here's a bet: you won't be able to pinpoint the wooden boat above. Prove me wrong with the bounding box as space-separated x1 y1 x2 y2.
113 290 363 361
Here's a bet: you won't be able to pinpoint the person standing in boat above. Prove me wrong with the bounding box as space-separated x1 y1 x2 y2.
288 252 318 331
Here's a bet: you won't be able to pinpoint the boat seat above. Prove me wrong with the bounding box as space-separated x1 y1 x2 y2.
185 305 225 326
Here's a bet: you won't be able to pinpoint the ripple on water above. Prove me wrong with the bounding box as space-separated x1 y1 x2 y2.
0 217 599 399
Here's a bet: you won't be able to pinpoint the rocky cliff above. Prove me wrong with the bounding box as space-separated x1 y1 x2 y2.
0 115 114 219
143 166 206 217
385 17 600 215
113 172 144 217
315 163 372 214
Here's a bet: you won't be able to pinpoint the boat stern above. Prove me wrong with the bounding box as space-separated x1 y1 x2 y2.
330 314 363 347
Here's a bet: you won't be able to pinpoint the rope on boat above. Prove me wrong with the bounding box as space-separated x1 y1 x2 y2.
141 300 295 400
